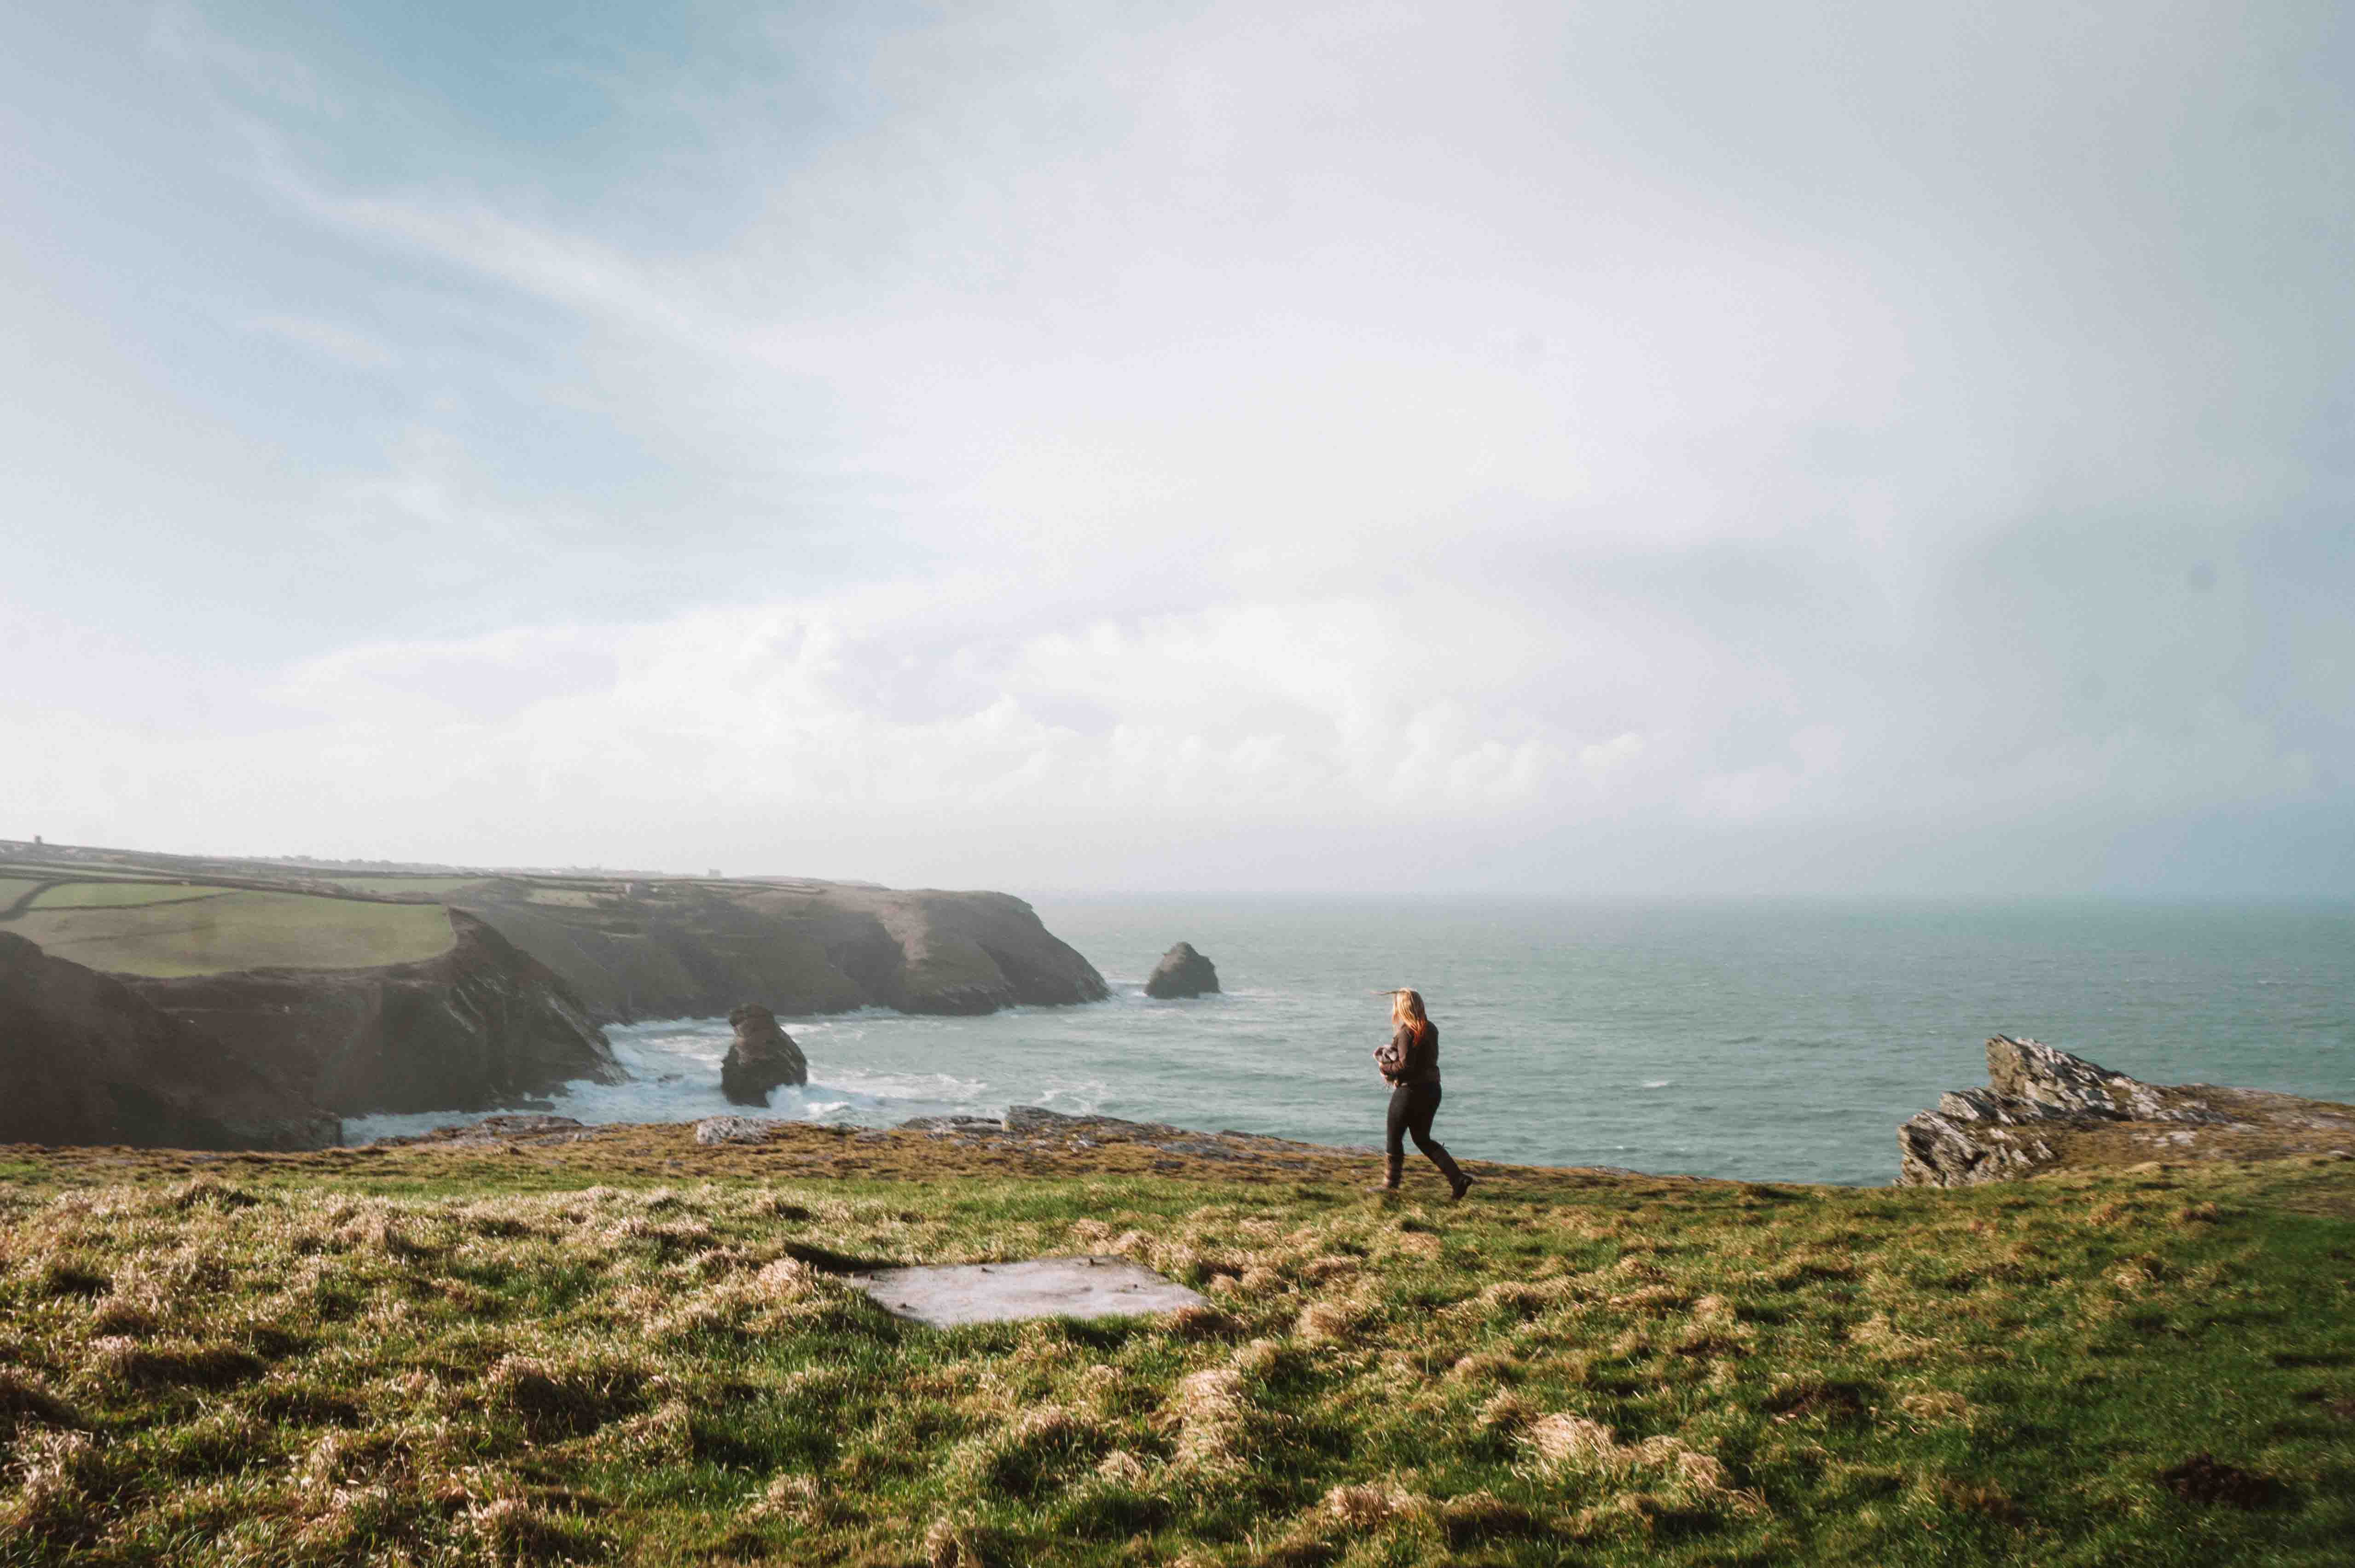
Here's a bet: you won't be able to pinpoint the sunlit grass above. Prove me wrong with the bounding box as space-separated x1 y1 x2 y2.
2 1140 2350 1565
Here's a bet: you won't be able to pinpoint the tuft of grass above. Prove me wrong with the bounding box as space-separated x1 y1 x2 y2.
0 1134 2350 1564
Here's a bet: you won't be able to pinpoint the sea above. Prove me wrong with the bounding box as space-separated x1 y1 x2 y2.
346 897 2355 1187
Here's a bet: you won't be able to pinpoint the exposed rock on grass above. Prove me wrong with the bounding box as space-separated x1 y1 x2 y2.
900 1104 1366 1170
693 1115 783 1146
1897 1034 2355 1186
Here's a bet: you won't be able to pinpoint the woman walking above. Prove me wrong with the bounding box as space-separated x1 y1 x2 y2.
1373 988 1472 1198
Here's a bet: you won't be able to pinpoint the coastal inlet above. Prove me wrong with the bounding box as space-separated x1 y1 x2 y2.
349 894 2355 1185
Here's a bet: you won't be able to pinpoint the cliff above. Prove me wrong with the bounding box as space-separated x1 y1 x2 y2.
0 931 339 1150
0 841 1116 1142
451 881 1109 1022
124 911 623 1117
1897 1034 2355 1186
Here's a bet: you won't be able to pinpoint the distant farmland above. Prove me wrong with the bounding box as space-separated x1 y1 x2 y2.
0 884 456 977
320 876 495 896
29 881 238 910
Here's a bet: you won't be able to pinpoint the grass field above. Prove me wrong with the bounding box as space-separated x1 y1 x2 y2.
521 888 612 907
1 1131 2349 1567
0 892 455 978
27 883 238 912
324 878 496 897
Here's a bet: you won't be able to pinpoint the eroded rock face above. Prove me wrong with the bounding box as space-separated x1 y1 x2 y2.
1143 941 1220 999
125 912 624 1118
1896 1034 2354 1186
0 931 340 1150
720 1003 807 1106
454 884 1109 1023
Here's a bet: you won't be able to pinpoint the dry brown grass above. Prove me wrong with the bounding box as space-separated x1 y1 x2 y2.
0 1136 2350 1565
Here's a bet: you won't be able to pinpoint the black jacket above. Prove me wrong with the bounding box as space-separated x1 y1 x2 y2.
1378 1021 1440 1086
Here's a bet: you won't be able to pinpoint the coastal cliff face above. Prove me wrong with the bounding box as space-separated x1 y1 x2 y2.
0 931 339 1150
0 839 1111 1144
125 911 623 1117
1897 1034 2355 1186
452 882 1109 1023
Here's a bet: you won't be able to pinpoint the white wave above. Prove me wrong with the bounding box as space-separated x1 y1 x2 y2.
345 1014 1016 1144
1639 1080 1673 1089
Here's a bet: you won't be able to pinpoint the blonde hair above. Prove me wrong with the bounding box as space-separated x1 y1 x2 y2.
1391 988 1430 1038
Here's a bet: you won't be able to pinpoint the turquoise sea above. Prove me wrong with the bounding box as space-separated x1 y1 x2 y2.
349 897 2355 1186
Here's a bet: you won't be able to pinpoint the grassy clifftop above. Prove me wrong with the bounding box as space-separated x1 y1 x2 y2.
3 1132 2350 1566
0 842 1108 1020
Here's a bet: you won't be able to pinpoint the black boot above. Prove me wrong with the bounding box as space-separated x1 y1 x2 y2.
1369 1153 1403 1193
1429 1145 1472 1201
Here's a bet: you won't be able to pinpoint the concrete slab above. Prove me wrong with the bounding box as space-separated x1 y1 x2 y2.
846 1254 1207 1329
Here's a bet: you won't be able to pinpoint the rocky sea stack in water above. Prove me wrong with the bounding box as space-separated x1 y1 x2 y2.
1897 1034 2355 1186
720 1003 808 1106
1143 941 1220 999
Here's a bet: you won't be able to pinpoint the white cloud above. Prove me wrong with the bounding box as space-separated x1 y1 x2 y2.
242 314 400 370
6 1 2348 890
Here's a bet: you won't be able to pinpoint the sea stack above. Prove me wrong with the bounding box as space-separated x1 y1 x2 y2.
720 1003 808 1106
1143 942 1220 999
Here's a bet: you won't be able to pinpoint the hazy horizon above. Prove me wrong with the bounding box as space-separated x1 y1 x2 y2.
7 3 2352 895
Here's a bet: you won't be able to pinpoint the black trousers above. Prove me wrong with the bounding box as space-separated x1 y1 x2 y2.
1385 1081 1464 1181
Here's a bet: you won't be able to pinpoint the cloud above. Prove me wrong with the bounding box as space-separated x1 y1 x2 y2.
3 1 2349 889
243 314 400 369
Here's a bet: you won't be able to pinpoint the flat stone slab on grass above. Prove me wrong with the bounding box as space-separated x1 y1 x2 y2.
847 1254 1207 1329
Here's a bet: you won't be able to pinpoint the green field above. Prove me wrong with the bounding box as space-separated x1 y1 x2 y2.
522 887 610 907
1 1132 2348 1567
323 877 495 896
27 882 238 912
0 892 455 977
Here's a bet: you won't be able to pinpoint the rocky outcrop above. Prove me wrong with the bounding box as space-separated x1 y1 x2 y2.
125 911 624 1117
452 883 1108 1023
1143 941 1220 999
1897 1034 2355 1186
899 1105 1338 1164
720 1003 807 1106
377 1114 597 1149
694 1115 782 1146
0 932 339 1150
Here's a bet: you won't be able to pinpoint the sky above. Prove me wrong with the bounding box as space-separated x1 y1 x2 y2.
4 1 2351 893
